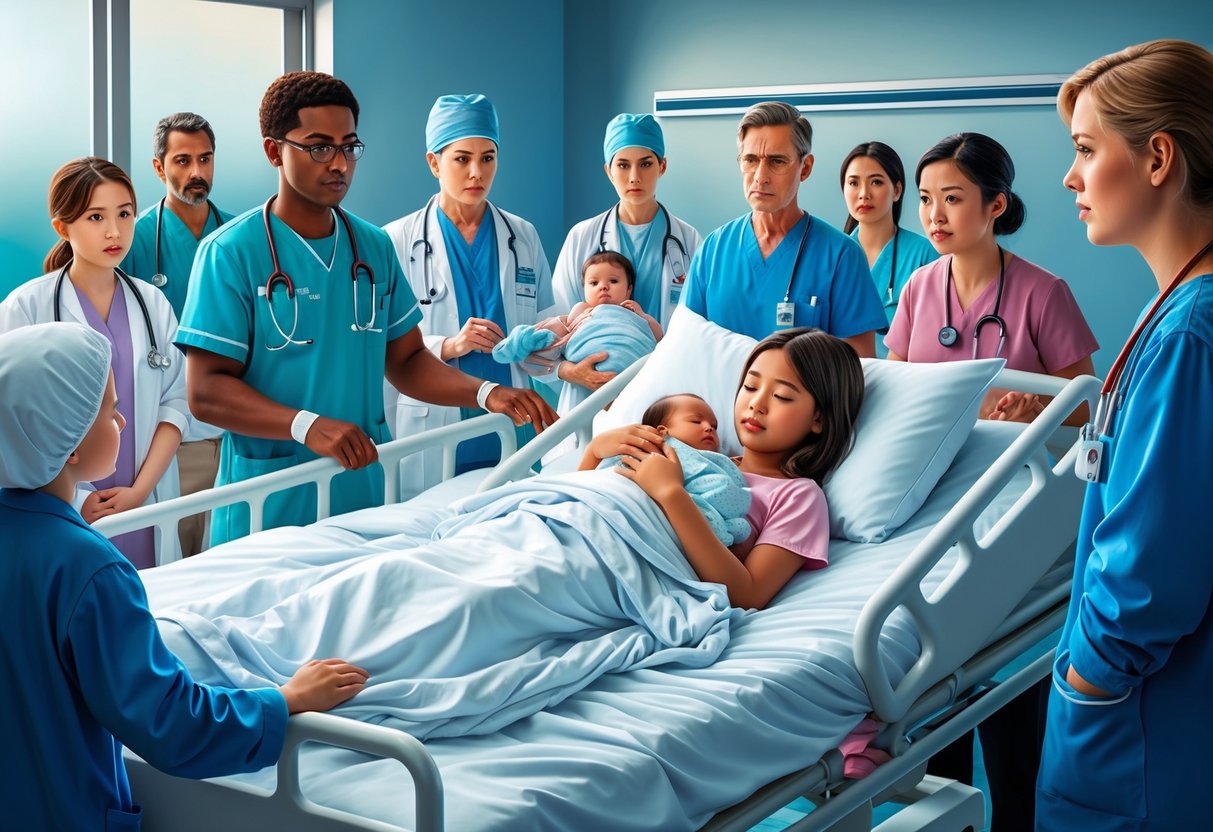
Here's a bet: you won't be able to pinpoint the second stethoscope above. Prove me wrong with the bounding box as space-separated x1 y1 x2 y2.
596 201 690 282
53 264 172 370
150 197 224 288
262 197 380 350
409 194 519 306
938 247 1007 359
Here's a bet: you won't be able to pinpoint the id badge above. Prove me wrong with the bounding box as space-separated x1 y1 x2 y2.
775 301 795 329
515 266 537 299
1075 424 1105 483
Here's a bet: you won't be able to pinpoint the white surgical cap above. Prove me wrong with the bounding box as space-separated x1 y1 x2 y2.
0 322 112 490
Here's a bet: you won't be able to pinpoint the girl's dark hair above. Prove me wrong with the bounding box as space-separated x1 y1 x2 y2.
839 141 907 235
915 133 1026 235
641 393 706 429
738 328 865 484
44 157 137 272
581 250 636 291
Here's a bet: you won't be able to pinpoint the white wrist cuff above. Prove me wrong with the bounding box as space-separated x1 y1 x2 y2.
290 410 320 445
476 381 500 410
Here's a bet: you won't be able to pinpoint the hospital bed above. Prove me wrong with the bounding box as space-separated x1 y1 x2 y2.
97 347 1098 832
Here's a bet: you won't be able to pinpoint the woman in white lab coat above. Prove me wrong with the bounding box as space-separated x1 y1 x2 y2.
0 157 185 566
383 94 554 498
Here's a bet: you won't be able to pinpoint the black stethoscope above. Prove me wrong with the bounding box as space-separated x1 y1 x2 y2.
883 230 900 304
53 264 172 370
149 197 224 288
262 197 380 350
409 194 519 305
595 201 690 283
938 247 1007 359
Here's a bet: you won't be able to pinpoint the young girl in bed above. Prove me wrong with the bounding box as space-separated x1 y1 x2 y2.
581 327 865 610
0 322 369 830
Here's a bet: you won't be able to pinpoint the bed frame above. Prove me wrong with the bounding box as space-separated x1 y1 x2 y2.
101 365 1100 831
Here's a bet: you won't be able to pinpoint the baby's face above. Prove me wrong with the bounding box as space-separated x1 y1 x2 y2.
582 263 631 307
661 396 720 452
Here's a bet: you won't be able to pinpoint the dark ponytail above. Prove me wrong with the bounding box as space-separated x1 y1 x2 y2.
43 240 73 272
916 133 1025 236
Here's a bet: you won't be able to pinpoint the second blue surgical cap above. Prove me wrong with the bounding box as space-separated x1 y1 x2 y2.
603 113 665 164
426 94 500 154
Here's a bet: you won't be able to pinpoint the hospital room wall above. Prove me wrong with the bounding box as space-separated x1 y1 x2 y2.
563 0 1210 375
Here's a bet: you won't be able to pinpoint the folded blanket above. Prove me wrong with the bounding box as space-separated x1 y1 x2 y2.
600 436 751 546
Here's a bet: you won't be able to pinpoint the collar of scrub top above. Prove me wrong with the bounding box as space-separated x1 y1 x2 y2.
52 263 171 370
410 193 518 305
151 197 224 288
260 196 382 351
1090 235 1213 437
938 246 1007 359
595 202 690 282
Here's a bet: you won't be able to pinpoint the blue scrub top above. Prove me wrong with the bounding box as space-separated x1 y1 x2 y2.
617 211 666 317
0 488 287 830
682 212 885 341
849 226 938 329
121 201 233 319
1037 275 1213 828
176 204 423 544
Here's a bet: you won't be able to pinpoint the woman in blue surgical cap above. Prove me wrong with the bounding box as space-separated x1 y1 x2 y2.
383 94 555 498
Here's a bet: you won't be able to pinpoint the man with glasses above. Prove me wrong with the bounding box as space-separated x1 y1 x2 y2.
121 112 232 556
175 72 555 546
681 101 883 354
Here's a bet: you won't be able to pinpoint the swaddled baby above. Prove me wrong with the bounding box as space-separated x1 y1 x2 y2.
592 394 751 547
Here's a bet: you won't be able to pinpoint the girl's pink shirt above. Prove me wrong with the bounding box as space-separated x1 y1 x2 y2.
731 472 829 569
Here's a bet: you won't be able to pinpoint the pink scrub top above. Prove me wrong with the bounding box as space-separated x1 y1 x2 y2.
884 254 1098 373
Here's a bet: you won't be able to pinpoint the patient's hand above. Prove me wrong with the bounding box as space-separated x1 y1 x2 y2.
617 441 685 503
279 658 370 713
579 424 664 470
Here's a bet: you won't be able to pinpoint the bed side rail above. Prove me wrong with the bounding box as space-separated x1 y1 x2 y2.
477 356 649 491
854 372 1100 723
94 413 517 541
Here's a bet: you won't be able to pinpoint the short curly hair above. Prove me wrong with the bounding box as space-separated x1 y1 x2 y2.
259 71 360 139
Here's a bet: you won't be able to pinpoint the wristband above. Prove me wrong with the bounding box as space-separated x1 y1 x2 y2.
476 380 500 410
290 410 320 445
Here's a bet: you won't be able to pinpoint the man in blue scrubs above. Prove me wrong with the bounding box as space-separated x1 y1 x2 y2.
177 72 555 545
122 112 231 555
682 101 884 354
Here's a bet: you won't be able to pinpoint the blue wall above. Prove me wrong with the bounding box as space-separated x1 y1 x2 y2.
563 0 1210 373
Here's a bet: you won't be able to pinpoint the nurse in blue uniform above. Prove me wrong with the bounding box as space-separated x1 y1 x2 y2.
383 94 556 497
838 141 937 352
178 74 553 545
0 322 367 831
1037 39 1213 830
681 101 884 354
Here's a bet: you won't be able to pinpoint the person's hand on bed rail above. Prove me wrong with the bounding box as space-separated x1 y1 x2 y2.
578 424 665 470
986 390 1046 423
305 417 379 470
279 658 371 713
483 385 559 431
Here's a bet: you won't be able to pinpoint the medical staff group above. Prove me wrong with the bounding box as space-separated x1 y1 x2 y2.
2 37 1211 830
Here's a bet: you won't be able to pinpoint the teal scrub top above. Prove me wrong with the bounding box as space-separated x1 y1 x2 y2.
682 212 885 341
1037 275 1213 828
0 488 287 830
617 211 666 317
121 200 233 319
849 226 938 329
176 204 423 544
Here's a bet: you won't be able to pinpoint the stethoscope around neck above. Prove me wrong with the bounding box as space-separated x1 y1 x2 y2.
596 201 690 283
262 196 380 350
938 247 1007 359
149 197 224 289
53 263 172 370
409 194 519 305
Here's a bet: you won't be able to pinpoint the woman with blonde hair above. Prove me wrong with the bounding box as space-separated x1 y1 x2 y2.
1038 39 1213 829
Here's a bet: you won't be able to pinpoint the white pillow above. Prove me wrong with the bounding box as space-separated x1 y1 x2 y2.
594 306 756 456
824 357 1005 543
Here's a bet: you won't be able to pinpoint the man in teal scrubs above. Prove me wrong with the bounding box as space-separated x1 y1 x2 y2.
177 72 555 545
122 112 231 555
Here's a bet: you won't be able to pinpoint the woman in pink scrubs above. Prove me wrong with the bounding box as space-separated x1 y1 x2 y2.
885 133 1098 423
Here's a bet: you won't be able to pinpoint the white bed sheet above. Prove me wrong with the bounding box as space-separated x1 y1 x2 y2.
138 420 1064 831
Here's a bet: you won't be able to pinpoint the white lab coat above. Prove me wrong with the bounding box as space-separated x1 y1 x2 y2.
0 270 187 563
382 199 554 498
552 204 702 330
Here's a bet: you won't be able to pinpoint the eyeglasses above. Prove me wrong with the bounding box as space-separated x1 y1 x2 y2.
737 153 800 174
279 138 366 164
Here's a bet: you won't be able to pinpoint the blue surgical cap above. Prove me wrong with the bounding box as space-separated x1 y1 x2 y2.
0 322 112 490
603 113 665 164
426 94 500 154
